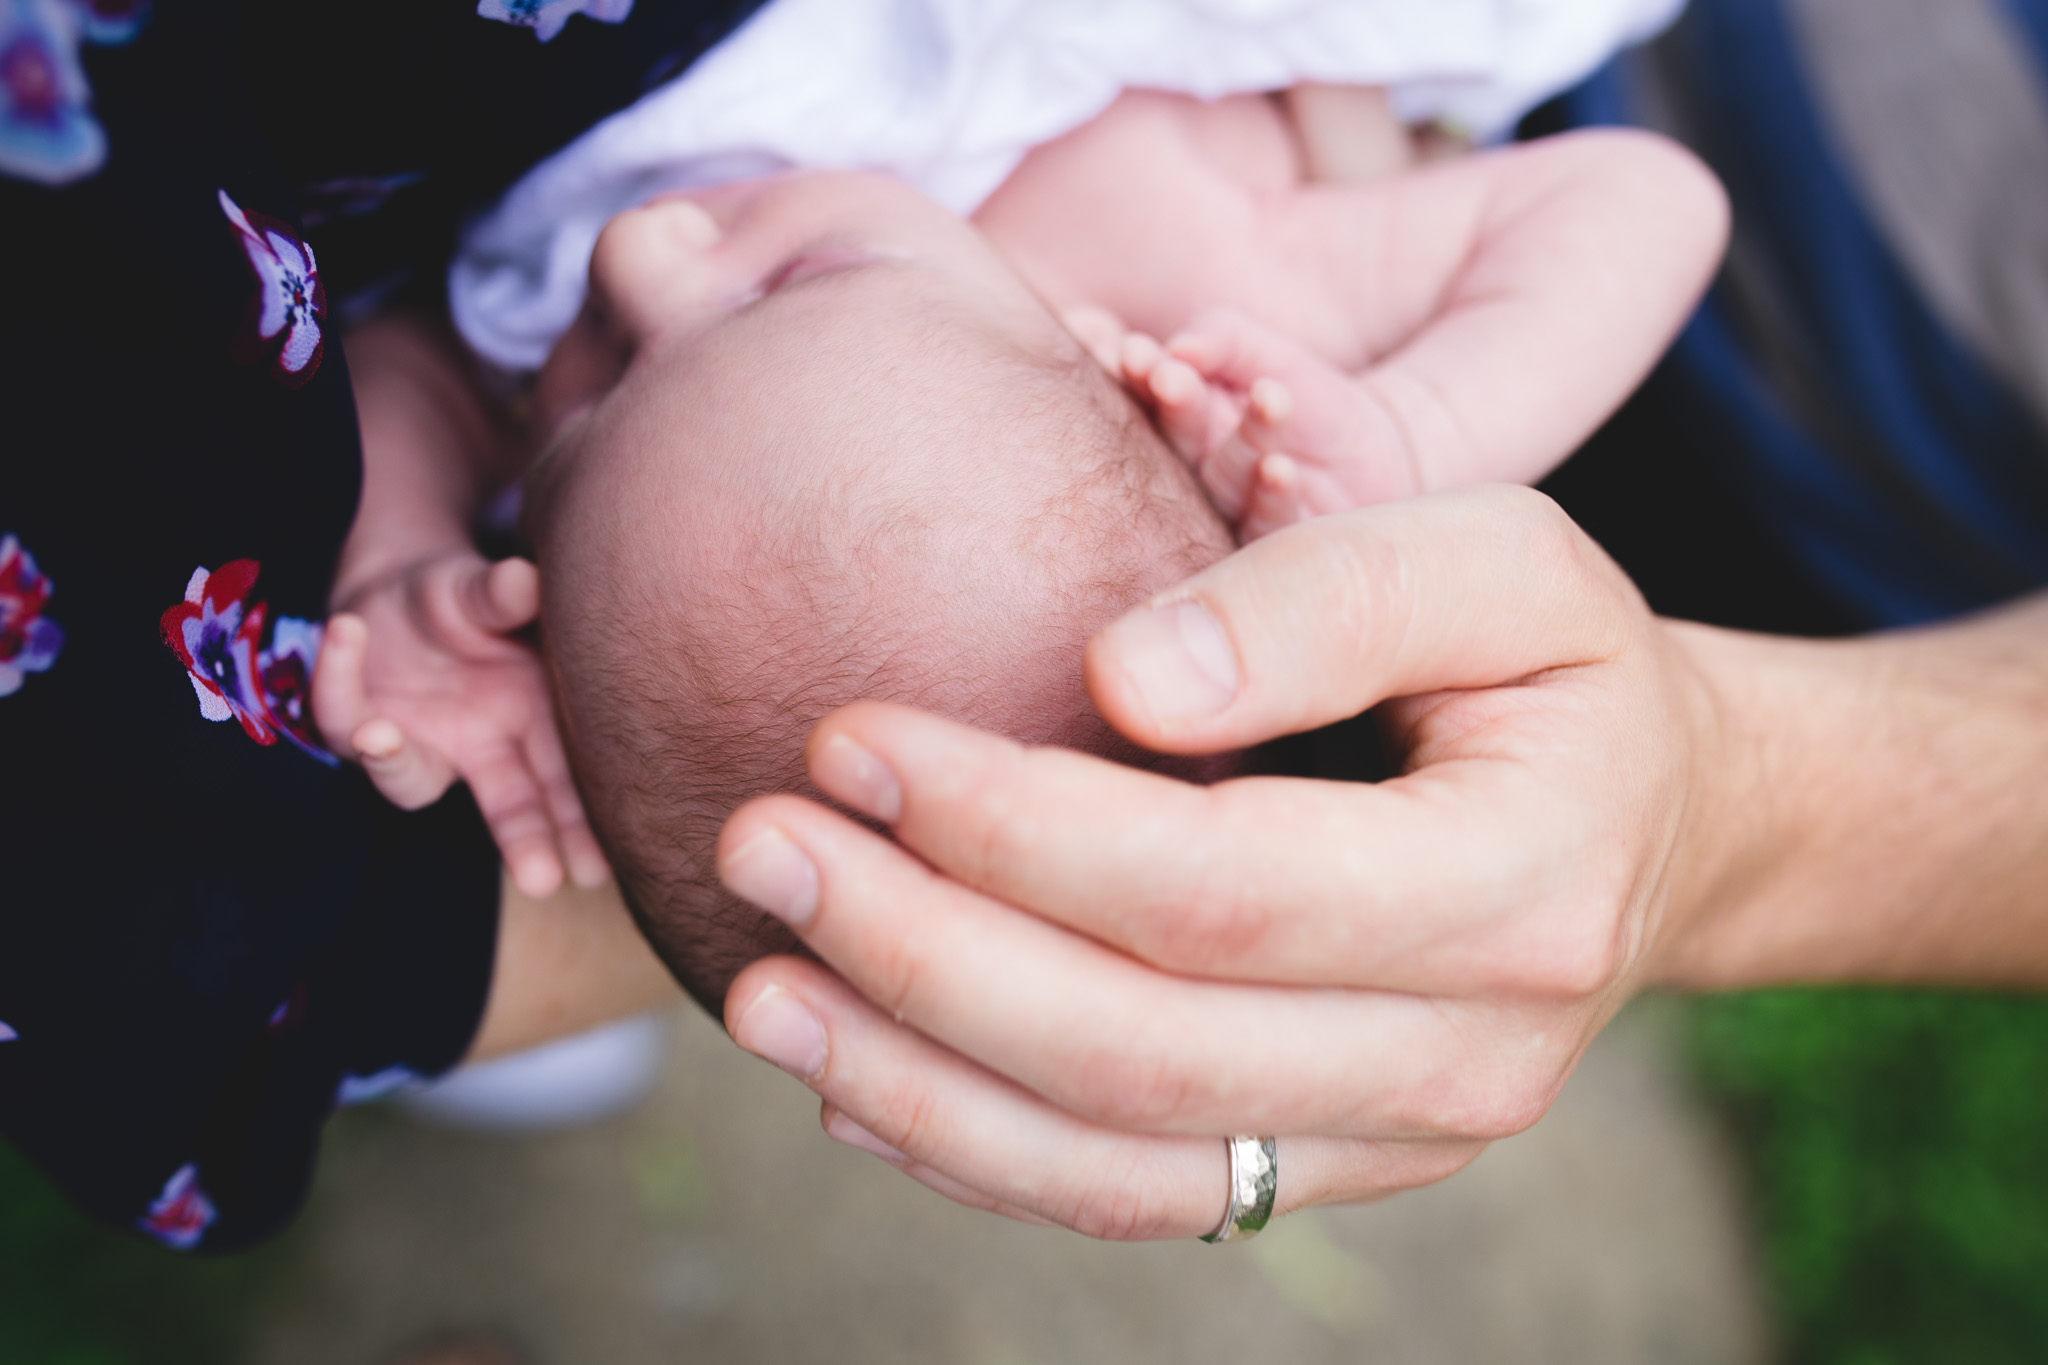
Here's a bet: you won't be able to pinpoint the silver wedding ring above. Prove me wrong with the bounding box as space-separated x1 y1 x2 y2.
1201 1135 1278 1243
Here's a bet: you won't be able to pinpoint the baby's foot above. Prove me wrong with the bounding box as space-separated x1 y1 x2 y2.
1137 309 1420 541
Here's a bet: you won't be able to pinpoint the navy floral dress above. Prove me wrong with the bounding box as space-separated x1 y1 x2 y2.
0 0 763 1253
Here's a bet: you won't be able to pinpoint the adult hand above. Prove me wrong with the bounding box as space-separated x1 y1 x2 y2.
715 485 1749 1238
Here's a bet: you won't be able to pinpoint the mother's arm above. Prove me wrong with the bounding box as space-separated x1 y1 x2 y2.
713 485 2048 1237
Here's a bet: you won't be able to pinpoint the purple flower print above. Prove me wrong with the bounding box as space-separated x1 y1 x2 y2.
72 0 146 45
0 532 62 697
0 1021 17 1042
0 0 102 185
259 614 338 764
476 0 633 43
218 189 326 387
160 560 337 762
162 559 271 743
138 1163 215 1250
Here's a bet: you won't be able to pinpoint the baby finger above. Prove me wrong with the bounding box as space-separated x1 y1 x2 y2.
522 726 610 889
463 742 567 898
352 717 459 811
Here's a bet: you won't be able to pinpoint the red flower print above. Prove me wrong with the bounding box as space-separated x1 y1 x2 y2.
218 189 325 387
138 1163 215 1250
162 559 269 740
0 532 62 697
258 614 336 763
160 560 337 763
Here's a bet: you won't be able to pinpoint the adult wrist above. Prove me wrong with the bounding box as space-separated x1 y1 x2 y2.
1643 599 2048 993
1638 620 1833 992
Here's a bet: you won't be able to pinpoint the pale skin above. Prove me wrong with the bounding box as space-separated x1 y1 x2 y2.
313 88 1726 1075
715 486 2048 1236
973 90 1727 539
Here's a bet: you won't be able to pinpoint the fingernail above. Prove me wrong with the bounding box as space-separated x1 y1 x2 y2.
721 827 820 927
513 856 563 900
810 734 903 822
825 1109 908 1165
732 985 828 1081
1250 376 1293 425
1103 598 1240 725
353 718 404 760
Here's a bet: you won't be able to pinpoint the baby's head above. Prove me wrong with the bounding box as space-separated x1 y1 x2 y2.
527 171 1232 1010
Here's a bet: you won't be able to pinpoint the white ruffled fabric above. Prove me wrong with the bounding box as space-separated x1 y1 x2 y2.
451 0 1684 371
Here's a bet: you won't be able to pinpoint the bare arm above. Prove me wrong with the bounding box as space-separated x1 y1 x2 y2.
1658 598 2048 989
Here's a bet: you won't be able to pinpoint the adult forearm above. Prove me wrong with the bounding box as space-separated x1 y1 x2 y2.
1653 596 2048 990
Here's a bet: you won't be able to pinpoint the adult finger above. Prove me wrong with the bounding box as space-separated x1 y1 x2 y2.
728 956 1488 1235
805 703 1594 992
718 793 1571 1138
1083 485 1639 753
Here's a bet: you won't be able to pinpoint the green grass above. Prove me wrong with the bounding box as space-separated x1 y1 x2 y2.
1691 988 2048 1364
0 1140 292 1365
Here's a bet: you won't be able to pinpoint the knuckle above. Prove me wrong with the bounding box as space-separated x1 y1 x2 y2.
1449 1080 1557 1142
1409 1066 1562 1142
1053 1169 1179 1243
868 1080 947 1163
1478 1079 1561 1140
1061 1040 1194 1131
854 919 938 1025
1515 912 1628 1000
1127 884 1271 976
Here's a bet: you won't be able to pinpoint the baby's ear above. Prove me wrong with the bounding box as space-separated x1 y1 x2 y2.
587 198 723 345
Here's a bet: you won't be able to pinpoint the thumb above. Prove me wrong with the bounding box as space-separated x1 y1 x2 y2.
479 556 541 633
437 555 540 639
1083 485 1641 753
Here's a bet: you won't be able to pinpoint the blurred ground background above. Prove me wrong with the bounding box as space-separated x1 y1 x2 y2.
16 988 2048 1364
4 996 1767 1365
245 999 1763 1365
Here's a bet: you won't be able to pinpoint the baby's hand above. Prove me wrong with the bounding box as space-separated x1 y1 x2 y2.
312 552 608 898
1123 309 1421 541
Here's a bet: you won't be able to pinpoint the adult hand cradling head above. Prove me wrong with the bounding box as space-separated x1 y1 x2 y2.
713 484 2048 1237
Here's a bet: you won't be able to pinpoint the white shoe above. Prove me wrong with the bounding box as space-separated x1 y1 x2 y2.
396 1014 669 1131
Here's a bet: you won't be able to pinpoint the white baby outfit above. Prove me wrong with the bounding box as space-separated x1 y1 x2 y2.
451 0 1684 372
